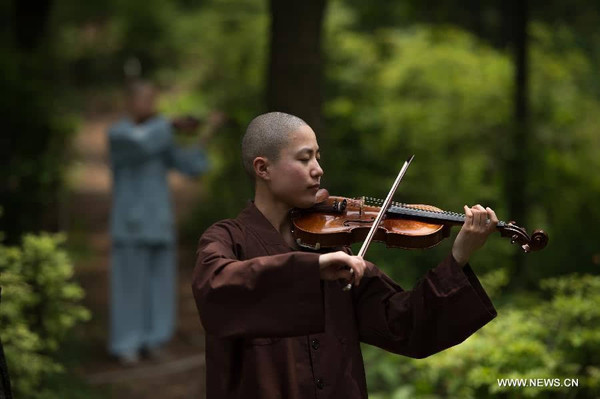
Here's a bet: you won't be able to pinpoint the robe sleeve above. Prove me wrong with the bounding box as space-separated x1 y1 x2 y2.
108 118 172 167
192 222 325 339
167 146 210 176
351 249 497 358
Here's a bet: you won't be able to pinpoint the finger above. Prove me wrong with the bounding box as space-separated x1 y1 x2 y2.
478 209 489 229
345 258 360 286
334 251 350 264
475 204 488 229
486 207 499 231
340 266 354 279
337 270 353 282
341 256 357 284
322 251 350 272
353 257 366 286
345 266 355 285
464 205 473 226
357 258 365 281
486 207 499 224
472 206 483 227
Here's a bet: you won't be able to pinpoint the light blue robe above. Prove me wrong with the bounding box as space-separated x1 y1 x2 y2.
107 115 209 356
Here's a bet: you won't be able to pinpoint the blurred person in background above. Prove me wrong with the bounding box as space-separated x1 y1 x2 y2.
107 80 220 365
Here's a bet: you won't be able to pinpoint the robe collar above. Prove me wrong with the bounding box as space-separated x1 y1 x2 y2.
236 200 296 250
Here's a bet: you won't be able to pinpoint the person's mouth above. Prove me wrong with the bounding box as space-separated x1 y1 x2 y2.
308 183 320 191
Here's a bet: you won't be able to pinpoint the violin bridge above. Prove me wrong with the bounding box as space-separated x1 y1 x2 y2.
359 196 364 216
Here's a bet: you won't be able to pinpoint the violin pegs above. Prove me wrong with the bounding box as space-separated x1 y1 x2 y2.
510 234 518 244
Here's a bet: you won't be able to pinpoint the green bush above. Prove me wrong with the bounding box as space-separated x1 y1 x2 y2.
0 233 90 399
363 273 600 399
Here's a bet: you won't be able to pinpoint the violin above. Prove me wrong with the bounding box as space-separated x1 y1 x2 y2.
170 111 228 137
171 115 201 132
291 190 548 253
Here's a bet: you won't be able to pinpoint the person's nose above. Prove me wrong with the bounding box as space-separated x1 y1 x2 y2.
312 159 324 179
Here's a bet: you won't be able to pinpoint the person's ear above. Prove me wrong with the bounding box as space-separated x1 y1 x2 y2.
253 157 271 181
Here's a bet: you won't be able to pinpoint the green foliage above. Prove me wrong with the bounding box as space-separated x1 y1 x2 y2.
0 233 91 399
323 4 514 285
524 23 600 278
325 9 512 205
363 273 600 399
322 2 600 288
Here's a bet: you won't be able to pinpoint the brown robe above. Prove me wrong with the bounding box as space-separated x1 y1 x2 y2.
192 202 497 398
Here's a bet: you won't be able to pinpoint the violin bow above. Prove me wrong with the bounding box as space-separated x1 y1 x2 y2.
343 155 415 291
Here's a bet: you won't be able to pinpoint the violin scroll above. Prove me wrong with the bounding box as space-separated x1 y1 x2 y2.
498 223 548 253
529 229 549 252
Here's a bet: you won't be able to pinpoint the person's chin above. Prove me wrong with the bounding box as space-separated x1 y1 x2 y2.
291 192 317 209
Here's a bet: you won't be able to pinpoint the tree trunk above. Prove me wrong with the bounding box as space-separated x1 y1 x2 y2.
0 0 56 244
505 0 530 287
14 0 52 50
267 0 326 134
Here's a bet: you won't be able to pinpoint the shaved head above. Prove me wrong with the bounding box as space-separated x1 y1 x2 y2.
242 112 308 179
126 79 155 99
125 80 157 123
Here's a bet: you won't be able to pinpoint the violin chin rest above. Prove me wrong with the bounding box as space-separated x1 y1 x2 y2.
315 188 330 203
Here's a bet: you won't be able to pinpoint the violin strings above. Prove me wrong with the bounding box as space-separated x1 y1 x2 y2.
364 196 506 226
365 197 466 219
364 196 463 217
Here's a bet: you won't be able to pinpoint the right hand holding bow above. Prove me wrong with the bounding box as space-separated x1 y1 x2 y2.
318 251 366 287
